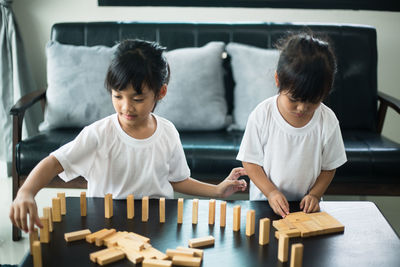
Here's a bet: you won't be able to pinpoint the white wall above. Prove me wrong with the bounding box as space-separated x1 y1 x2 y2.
12 0 400 143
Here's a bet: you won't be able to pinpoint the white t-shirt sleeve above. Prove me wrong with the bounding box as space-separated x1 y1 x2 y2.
167 131 191 182
321 124 347 170
236 110 265 166
51 126 98 182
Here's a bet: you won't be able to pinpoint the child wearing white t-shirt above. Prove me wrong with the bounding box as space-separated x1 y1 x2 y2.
237 33 346 218
10 39 247 233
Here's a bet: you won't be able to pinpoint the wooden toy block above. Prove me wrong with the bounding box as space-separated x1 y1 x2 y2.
259 218 270 245
142 196 149 222
116 245 144 264
127 194 134 219
43 207 53 232
172 255 202 267
57 192 66 215
188 235 215 248
278 234 289 262
166 248 195 258
80 191 87 216
32 241 42 267
117 236 146 251
192 199 198 224
142 259 172 267
208 199 216 225
275 229 301 239
96 248 125 266
233 205 241 231
176 247 204 258
39 217 50 243
29 228 38 255
86 228 111 243
159 197 165 223
149 247 169 260
52 197 61 222
177 198 183 224
220 201 226 227
95 228 117 246
273 211 344 238
90 247 113 262
290 243 304 267
64 229 92 242
104 232 129 247
105 193 113 218
126 232 151 243
246 210 256 236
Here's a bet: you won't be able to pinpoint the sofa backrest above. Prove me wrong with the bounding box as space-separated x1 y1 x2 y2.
51 22 378 131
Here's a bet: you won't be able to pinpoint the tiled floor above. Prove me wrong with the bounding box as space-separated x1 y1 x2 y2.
0 175 399 265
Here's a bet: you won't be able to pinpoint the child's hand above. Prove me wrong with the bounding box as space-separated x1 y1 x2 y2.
9 190 43 233
217 167 247 198
267 189 289 218
300 194 320 213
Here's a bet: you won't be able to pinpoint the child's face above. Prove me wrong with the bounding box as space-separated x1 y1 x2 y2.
277 91 321 127
111 84 164 132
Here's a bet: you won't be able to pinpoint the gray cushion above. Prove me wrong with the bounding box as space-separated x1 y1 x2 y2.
155 42 228 131
39 41 116 131
226 43 280 130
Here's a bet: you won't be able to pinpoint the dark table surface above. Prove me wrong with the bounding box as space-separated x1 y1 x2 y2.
19 198 400 267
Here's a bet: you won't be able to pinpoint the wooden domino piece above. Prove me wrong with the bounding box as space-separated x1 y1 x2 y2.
52 197 61 222
126 232 151 243
177 198 183 224
176 247 204 259
278 234 289 262
192 199 198 224
159 198 165 223
32 241 42 267
259 218 270 245
127 194 134 219
43 207 53 232
172 255 201 267
117 236 146 251
64 229 92 242
233 205 241 231
188 235 215 248
246 210 255 236
95 229 116 246
39 217 50 243
86 228 111 243
142 259 172 267
105 193 113 218
57 192 66 215
208 199 216 225
29 228 39 255
290 243 304 267
117 245 144 264
142 196 149 222
90 247 113 262
90 247 125 265
166 249 195 258
80 192 87 216
275 229 301 239
220 201 226 227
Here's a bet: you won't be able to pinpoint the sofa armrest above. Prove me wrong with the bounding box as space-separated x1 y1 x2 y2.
377 91 400 133
9 88 47 116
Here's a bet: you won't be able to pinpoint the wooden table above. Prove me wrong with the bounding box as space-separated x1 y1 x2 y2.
19 198 400 266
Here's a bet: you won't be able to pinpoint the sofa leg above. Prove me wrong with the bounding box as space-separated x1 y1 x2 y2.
13 225 21 241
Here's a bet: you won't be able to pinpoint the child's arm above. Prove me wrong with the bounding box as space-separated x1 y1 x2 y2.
300 169 336 213
9 155 63 233
243 162 289 218
170 167 247 198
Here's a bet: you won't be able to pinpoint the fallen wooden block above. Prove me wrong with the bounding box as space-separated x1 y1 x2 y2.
95 229 116 246
142 259 172 267
126 232 151 243
275 229 301 239
90 247 125 266
117 236 146 251
172 255 202 267
116 245 144 264
104 232 129 247
188 236 215 248
176 246 203 259
32 241 42 267
64 229 92 242
86 229 111 243
166 248 195 258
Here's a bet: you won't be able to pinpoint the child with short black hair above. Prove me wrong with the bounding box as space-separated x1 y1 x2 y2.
237 33 346 217
10 39 247 233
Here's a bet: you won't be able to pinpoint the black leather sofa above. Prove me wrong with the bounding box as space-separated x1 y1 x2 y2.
10 22 400 240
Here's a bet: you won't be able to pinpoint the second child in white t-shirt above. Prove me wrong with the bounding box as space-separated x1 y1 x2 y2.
237 33 346 218
10 39 247 233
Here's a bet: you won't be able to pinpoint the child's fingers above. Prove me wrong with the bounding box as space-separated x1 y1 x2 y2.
19 206 28 233
9 206 16 227
299 198 305 210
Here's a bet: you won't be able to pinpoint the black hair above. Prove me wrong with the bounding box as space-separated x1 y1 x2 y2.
105 39 170 97
275 32 337 103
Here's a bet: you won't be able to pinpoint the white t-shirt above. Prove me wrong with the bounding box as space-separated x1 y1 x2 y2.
237 95 347 201
52 113 190 199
